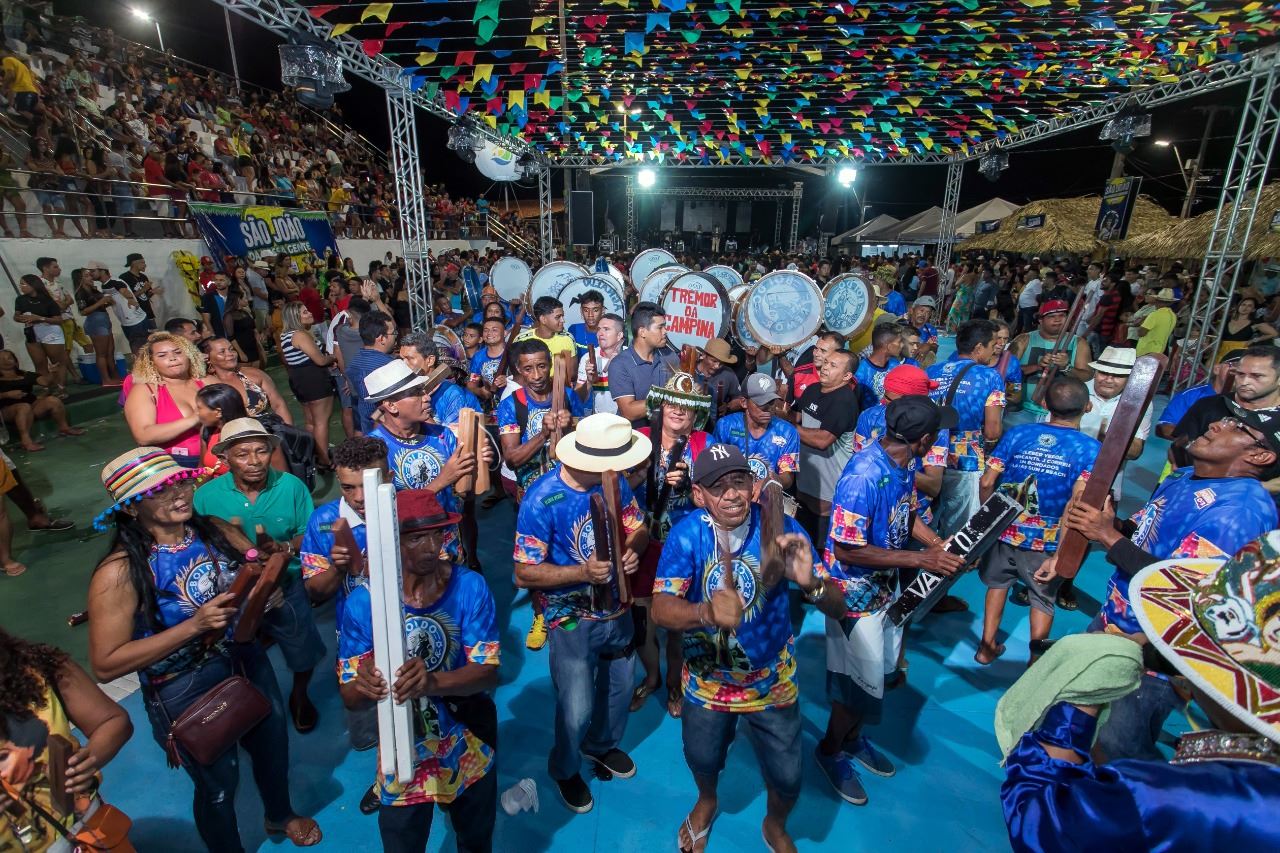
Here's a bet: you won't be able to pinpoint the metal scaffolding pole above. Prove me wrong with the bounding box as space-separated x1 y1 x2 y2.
537 166 554 263
1172 61 1280 391
385 88 432 332
935 159 964 267
625 180 636 252
773 204 783 249
787 181 804 252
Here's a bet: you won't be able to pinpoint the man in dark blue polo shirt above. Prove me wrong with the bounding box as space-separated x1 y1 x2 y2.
345 309 397 433
607 301 678 426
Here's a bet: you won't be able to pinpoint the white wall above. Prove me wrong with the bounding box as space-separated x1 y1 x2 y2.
0 237 495 371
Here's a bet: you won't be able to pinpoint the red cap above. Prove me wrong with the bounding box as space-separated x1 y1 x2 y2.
883 364 937 397
396 489 461 533
200 255 213 264
1039 299 1069 316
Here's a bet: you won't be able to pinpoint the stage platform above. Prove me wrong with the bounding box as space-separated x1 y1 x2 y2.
0 344 1197 852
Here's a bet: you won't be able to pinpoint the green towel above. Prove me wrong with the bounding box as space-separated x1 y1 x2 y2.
994 633 1144 761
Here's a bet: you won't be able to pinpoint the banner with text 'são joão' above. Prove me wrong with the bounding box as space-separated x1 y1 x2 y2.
188 202 339 272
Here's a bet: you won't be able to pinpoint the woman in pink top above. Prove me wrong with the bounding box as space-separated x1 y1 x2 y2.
123 332 207 467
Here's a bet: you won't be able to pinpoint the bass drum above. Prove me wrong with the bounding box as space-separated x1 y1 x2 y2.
733 299 760 352
660 272 731 351
490 256 532 303
529 261 589 307
638 264 687 305
743 270 824 352
630 248 676 289
728 283 750 306
557 274 628 330
703 264 744 292
822 273 877 340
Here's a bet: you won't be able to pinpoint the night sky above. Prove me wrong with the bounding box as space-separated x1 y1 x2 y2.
57 0 1273 238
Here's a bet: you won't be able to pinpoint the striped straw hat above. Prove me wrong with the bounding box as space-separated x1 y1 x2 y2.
93 447 207 531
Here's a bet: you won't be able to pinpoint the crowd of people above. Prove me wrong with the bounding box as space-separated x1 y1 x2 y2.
1 206 1277 852
0 9 510 242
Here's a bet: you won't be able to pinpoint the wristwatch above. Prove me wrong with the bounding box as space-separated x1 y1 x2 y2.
803 578 826 604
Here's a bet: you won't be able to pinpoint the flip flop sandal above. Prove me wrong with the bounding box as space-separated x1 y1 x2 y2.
264 816 322 847
4 562 27 577
289 696 319 734
667 685 684 719
677 814 714 853
629 680 659 712
31 518 73 532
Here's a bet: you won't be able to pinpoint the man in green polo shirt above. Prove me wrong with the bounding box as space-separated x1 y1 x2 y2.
194 417 325 733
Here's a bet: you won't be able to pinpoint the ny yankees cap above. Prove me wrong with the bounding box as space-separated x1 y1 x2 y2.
692 443 751 486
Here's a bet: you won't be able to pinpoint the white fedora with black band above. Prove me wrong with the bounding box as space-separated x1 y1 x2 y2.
364 360 430 402
1088 345 1137 375
554 413 652 473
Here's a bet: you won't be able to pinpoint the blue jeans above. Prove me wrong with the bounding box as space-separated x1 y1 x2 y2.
1087 614 1185 761
547 617 635 780
260 575 326 674
142 644 294 853
376 767 496 853
682 700 802 801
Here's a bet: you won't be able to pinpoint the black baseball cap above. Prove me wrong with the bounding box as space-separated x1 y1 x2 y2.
1224 401 1280 469
885 396 958 443
692 443 751 486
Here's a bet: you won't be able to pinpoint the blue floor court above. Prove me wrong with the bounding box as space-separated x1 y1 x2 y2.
49 340 1195 852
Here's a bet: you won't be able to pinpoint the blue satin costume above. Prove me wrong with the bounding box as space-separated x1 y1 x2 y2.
1002 703 1280 852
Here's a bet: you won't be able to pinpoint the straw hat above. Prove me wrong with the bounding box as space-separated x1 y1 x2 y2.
697 338 738 365
93 447 206 531
554 413 652 473
1131 531 1280 744
212 418 281 456
1149 287 1179 302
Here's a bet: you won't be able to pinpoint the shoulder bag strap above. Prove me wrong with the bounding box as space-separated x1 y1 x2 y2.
943 361 979 408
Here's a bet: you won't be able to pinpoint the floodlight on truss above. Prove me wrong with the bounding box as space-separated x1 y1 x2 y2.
637 168 657 188
836 165 858 187
278 40 350 110
447 121 481 164
978 151 1009 182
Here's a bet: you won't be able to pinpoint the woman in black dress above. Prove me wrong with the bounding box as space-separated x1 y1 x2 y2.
0 349 84 451
222 287 264 368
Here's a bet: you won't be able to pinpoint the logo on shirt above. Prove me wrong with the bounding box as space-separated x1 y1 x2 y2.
747 455 770 481
1037 433 1057 448
541 491 566 508
405 612 459 673
394 446 444 490
703 553 762 619
1193 488 1217 510
178 556 231 612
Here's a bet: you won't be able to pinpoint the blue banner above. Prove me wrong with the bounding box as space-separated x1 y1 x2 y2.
188 202 340 268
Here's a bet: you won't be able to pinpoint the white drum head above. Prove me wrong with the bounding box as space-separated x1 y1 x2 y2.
639 265 687 305
490 256 532 302
660 272 731 350
743 270 824 350
529 261 589 306
630 248 676 288
823 273 877 339
703 264 744 292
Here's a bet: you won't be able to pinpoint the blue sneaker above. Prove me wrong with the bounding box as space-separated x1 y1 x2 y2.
848 735 896 778
814 746 867 805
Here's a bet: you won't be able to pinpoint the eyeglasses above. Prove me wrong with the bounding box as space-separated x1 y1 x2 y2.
1222 418 1270 450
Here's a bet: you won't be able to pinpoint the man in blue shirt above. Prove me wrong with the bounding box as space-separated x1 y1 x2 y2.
928 319 1006 544
513 414 651 814
712 373 799 489
853 322 903 410
651 445 845 853
566 288 604 352
346 309 397 433
1048 406 1280 762
976 377 1098 665
817 397 963 806
608 302 679 426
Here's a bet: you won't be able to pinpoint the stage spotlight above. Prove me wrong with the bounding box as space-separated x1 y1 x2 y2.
637 168 656 188
1099 109 1151 154
979 151 1009 182
837 165 857 187
279 39 350 110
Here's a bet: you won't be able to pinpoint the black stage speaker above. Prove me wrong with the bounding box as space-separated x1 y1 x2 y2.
569 190 595 246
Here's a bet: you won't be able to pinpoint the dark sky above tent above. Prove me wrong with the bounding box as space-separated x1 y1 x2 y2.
63 0 1280 231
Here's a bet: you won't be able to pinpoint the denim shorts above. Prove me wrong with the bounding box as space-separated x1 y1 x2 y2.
681 699 802 801
83 311 112 338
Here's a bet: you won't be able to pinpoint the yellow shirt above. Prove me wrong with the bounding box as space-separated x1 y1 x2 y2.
3 56 37 94
514 328 576 374
1136 306 1176 357
847 307 890 354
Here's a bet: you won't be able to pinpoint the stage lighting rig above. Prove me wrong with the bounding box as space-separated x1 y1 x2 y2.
979 151 1009 182
279 37 350 110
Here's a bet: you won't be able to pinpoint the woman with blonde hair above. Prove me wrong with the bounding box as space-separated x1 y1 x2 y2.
280 302 334 470
122 332 207 468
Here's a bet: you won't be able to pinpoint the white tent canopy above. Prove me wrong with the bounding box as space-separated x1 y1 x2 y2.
953 197 1019 237
831 213 899 245
896 206 948 242
867 206 942 242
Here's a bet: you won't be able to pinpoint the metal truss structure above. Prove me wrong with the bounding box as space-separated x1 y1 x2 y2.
210 0 525 154
386 90 433 331
537 167 555 263
1172 60 1280 392
935 159 964 266
624 183 805 251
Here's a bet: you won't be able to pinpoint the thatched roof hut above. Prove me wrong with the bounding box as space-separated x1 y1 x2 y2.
960 195 1177 256
1115 183 1280 261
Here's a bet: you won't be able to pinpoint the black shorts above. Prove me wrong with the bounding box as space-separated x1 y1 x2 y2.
286 361 335 403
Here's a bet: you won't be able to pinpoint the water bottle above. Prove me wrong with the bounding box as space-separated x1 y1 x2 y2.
500 778 539 815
